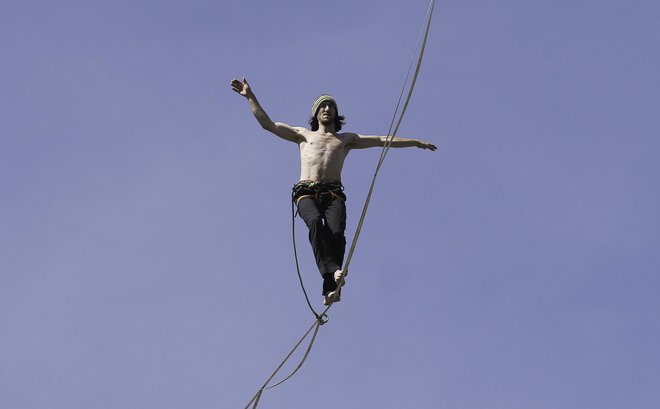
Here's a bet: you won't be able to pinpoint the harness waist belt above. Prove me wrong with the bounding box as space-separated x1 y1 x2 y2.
292 180 346 203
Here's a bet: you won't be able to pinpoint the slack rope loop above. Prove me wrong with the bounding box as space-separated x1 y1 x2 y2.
243 318 323 409
244 1 436 407
291 194 328 323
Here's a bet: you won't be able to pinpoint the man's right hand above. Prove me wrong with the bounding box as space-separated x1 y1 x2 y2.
231 77 251 97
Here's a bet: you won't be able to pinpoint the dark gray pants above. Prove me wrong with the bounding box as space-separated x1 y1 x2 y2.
295 187 346 295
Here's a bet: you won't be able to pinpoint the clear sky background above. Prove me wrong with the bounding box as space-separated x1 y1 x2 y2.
2 1 659 408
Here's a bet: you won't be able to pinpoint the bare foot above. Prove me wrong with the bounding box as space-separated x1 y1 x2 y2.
323 270 346 306
324 290 340 306
334 269 346 287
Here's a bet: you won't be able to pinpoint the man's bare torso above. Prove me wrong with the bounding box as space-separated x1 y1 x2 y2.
295 128 357 182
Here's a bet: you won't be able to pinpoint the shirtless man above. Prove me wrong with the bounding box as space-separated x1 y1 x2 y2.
231 77 436 305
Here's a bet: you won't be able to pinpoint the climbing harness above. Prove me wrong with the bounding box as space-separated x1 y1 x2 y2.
244 1 437 407
292 180 345 206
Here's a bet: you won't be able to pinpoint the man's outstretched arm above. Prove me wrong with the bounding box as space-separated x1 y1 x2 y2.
348 134 437 151
230 77 302 143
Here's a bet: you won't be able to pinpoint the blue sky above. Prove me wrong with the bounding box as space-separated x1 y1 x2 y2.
1 1 659 408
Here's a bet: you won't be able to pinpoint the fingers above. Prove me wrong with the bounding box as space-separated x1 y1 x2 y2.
230 78 247 94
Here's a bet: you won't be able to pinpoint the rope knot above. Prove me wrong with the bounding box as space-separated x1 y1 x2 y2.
316 313 329 325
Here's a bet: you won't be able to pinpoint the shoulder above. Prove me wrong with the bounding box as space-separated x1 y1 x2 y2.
339 132 359 143
292 126 314 140
263 122 312 144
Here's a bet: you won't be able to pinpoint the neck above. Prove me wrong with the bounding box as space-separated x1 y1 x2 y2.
317 122 336 134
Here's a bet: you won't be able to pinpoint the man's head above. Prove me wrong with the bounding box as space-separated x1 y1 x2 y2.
309 94 345 131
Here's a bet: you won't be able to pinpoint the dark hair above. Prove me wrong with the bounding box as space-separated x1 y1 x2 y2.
309 112 346 132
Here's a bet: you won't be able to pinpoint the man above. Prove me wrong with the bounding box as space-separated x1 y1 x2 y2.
231 77 436 305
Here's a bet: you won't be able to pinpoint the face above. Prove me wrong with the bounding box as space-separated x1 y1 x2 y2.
316 101 336 124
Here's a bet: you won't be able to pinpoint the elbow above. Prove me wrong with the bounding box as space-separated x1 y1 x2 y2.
260 121 275 132
256 117 273 131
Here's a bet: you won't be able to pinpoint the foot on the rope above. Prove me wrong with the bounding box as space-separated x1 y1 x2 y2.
323 290 341 306
334 269 346 287
323 270 345 306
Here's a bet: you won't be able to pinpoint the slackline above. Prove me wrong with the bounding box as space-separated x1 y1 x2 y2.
244 1 436 407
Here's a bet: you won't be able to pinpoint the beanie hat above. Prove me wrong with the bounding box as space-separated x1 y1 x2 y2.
311 94 338 119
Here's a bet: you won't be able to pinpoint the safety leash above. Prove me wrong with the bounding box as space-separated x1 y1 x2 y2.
290 192 328 323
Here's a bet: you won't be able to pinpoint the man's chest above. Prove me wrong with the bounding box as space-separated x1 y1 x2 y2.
303 134 348 153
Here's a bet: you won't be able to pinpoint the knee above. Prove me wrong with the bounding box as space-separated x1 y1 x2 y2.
304 215 324 229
